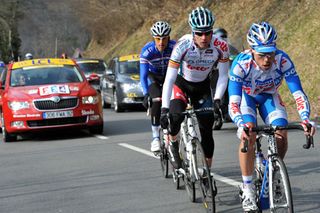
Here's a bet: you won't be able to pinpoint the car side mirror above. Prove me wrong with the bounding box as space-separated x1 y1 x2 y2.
106 69 113 75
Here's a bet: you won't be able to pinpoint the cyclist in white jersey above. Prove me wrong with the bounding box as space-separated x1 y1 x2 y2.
228 22 316 211
160 7 229 169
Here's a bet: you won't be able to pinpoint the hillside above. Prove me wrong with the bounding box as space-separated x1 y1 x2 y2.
79 0 320 121
5 0 320 120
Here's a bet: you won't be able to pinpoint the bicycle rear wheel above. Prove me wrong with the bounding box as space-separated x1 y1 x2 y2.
269 157 294 213
159 129 169 178
194 139 216 213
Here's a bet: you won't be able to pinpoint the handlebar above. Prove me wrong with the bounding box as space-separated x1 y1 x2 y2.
181 107 214 116
241 124 314 153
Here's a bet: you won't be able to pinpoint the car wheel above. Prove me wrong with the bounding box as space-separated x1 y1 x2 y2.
89 124 104 134
1 113 17 142
113 90 124 112
101 90 111 109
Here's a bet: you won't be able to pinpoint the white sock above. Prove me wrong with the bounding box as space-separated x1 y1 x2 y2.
152 125 160 138
242 175 253 189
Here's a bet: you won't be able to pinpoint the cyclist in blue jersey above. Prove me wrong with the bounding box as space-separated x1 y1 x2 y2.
140 21 176 152
228 22 316 212
160 7 229 169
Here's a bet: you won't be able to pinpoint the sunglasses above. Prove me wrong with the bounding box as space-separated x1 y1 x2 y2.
154 36 169 41
194 31 212 36
256 52 276 58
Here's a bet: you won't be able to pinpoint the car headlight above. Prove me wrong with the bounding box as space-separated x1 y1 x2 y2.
82 95 99 104
8 101 30 110
120 83 139 93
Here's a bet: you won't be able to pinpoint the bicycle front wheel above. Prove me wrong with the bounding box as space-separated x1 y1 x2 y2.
159 129 169 178
269 157 294 213
194 139 216 213
179 132 196 202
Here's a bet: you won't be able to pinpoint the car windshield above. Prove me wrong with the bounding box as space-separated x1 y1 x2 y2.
10 65 83 87
119 60 139 74
77 61 106 74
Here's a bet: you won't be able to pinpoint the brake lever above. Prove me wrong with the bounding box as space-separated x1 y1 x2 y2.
302 123 314 149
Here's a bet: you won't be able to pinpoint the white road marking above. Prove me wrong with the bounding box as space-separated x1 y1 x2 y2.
94 135 109 139
213 173 241 187
119 143 241 187
118 143 159 159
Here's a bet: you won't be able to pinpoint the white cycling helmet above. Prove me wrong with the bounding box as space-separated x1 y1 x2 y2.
25 53 33 60
247 22 277 53
188 7 215 32
150 21 171 37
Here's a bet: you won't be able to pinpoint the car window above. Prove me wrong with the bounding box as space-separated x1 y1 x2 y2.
77 61 107 74
119 61 139 74
10 65 84 87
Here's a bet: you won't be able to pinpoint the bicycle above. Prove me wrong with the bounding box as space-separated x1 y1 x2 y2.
176 104 217 213
240 124 314 213
148 97 172 180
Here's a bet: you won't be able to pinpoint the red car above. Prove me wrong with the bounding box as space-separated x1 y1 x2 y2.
0 58 104 142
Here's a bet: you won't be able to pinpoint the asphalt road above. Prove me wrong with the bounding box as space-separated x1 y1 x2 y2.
0 108 319 213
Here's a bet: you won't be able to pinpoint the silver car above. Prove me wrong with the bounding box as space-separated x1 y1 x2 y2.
100 54 143 112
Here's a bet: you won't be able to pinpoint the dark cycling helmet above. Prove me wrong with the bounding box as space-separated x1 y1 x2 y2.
213 27 228 40
188 7 215 32
25 53 33 60
150 21 171 37
247 22 277 53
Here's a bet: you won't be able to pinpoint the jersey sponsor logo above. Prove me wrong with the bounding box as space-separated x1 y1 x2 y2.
295 95 305 110
230 102 240 114
229 75 242 82
187 64 209 71
187 59 216 64
173 85 187 103
284 68 297 77
213 38 228 52
205 49 213 54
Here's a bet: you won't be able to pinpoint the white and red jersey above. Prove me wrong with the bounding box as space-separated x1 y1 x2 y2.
161 34 229 108
170 34 229 82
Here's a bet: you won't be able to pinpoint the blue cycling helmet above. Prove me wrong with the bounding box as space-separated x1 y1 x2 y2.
188 7 215 32
0 61 4 67
247 22 277 53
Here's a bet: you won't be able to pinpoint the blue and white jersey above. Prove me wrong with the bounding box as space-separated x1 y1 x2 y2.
228 49 310 127
140 40 176 95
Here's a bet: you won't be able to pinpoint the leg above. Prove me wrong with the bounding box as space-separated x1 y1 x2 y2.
197 112 214 167
149 83 162 152
238 92 259 211
275 130 288 159
259 93 288 159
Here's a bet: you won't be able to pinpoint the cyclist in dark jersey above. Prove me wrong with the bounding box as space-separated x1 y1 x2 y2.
140 21 176 152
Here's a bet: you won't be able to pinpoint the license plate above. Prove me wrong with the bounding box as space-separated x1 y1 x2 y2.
43 110 73 119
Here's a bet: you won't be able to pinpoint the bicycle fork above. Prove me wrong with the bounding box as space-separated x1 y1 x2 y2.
180 116 200 181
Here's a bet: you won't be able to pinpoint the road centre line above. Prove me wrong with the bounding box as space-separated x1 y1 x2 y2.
118 143 241 187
